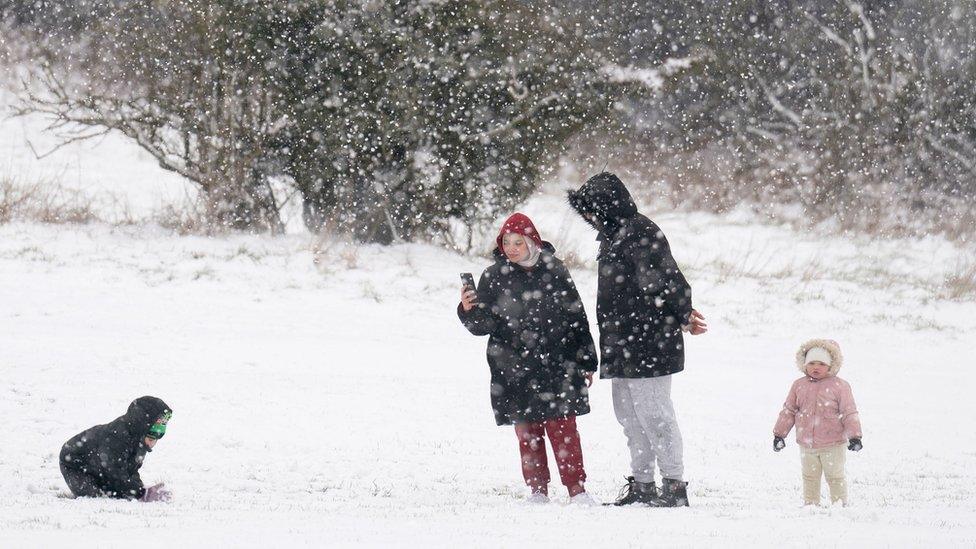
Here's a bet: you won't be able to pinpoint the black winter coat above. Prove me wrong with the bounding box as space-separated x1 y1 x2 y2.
458 245 598 425
59 396 172 499
568 173 694 378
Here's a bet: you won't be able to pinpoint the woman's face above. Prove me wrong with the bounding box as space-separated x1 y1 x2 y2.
502 233 529 262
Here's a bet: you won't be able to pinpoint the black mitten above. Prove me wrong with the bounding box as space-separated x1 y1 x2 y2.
773 436 785 452
848 438 863 452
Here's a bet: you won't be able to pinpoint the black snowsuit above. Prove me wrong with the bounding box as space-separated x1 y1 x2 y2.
59 396 172 499
568 172 694 378
458 244 598 425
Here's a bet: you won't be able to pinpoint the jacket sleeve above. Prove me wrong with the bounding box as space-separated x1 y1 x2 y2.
457 270 498 336
104 469 146 500
97 445 146 500
773 380 800 438
554 263 598 373
626 233 694 325
839 381 862 439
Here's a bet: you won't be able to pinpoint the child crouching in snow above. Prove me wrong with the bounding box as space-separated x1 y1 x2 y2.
458 213 599 505
773 339 863 506
60 396 173 502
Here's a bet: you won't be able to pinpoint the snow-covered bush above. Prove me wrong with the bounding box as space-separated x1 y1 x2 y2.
272 0 618 243
9 1 622 241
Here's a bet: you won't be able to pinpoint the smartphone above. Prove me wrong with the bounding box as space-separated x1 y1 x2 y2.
460 272 480 309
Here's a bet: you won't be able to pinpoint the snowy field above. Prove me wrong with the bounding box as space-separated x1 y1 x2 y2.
3 100 976 548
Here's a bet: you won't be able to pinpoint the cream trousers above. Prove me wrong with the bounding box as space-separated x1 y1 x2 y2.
800 443 847 505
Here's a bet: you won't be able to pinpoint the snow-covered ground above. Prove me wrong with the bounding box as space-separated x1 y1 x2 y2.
2 92 976 547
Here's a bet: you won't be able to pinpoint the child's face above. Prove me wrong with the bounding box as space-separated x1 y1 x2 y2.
502 233 529 262
144 437 158 448
805 361 830 379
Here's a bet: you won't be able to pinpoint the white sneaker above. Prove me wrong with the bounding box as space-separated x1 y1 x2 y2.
526 492 550 504
570 492 600 506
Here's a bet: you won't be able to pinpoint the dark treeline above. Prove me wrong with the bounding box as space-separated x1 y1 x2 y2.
584 0 976 237
4 0 975 241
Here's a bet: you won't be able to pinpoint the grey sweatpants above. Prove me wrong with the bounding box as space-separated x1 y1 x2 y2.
612 376 684 483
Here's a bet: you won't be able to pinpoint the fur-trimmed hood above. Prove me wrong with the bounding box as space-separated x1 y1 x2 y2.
796 339 843 376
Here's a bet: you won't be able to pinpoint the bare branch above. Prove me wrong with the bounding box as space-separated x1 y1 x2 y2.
756 76 803 128
23 127 112 160
852 31 874 106
848 2 876 41
803 11 853 57
926 133 976 174
745 125 781 141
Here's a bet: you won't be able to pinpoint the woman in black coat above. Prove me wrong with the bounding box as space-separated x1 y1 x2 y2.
458 212 599 504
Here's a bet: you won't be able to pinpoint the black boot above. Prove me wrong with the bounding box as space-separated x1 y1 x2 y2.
646 478 689 507
606 476 657 506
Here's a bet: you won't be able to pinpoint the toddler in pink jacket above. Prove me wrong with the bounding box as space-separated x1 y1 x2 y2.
773 339 862 506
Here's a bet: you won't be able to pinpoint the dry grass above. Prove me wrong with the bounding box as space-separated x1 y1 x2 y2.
687 236 976 308
562 147 976 245
311 227 360 273
942 261 976 301
0 177 34 223
0 176 99 225
704 246 783 284
545 217 593 271
150 200 210 235
557 250 588 271
1 174 215 232
30 189 99 224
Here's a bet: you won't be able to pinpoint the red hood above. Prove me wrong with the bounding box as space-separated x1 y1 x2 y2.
495 212 544 251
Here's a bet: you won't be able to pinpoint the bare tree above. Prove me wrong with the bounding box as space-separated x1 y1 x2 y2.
15 0 287 232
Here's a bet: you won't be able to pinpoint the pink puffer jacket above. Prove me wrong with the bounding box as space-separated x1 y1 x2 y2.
773 339 863 449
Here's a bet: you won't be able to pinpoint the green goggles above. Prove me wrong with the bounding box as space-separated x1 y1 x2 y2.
147 411 172 440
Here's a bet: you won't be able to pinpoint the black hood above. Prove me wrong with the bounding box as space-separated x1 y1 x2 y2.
121 396 172 439
566 172 639 234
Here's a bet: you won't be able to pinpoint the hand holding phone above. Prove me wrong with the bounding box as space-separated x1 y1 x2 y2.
460 272 478 312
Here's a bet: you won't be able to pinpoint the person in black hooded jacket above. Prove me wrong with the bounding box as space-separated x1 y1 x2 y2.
568 172 707 507
60 396 173 502
458 212 599 505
